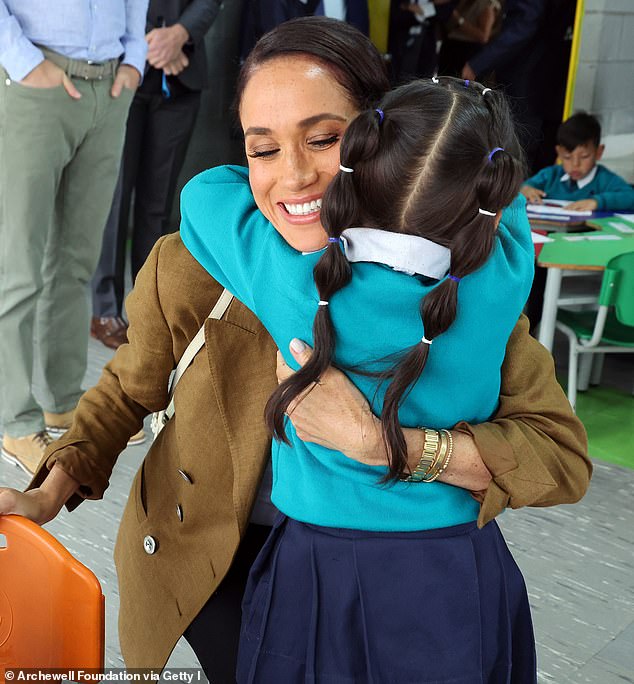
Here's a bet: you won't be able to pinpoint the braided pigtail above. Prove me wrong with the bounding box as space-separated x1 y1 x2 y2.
265 108 383 442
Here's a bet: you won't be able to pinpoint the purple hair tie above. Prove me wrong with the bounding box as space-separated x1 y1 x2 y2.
448 274 461 283
464 79 470 87
328 237 341 243
375 108 384 124
487 147 504 162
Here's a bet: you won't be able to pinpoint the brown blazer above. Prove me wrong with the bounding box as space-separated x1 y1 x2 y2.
30 232 591 669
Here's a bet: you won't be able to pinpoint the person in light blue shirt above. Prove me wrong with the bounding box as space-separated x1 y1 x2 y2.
0 1 148 81
521 112 634 213
0 0 148 472
181 67 538 681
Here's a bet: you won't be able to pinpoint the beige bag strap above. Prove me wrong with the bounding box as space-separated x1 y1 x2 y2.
151 288 234 439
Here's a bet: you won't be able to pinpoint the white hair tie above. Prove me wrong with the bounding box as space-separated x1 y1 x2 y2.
421 336 433 345
478 208 496 217
339 164 354 173
431 75 439 84
482 88 492 96
318 300 329 306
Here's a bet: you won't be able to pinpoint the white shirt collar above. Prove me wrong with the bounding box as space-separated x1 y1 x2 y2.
561 165 597 189
339 227 450 279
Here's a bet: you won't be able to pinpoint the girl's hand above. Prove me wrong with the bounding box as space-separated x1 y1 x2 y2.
276 340 385 466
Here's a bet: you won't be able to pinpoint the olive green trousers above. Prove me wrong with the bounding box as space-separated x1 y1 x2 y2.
0 66 133 437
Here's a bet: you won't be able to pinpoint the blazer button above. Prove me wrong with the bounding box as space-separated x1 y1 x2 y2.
143 535 157 555
178 469 193 484
176 504 183 522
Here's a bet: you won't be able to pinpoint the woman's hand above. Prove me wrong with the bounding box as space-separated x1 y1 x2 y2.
0 464 79 525
0 487 62 526
279 339 492 493
277 340 385 466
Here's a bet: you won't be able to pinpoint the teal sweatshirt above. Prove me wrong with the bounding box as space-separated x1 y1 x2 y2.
180 165 535 532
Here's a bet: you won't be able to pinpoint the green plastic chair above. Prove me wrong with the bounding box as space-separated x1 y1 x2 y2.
556 251 634 410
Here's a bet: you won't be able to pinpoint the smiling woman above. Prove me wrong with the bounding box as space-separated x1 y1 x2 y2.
0 16 590 684
240 57 356 252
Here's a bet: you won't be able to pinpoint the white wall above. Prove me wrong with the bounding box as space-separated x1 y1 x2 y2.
575 0 634 181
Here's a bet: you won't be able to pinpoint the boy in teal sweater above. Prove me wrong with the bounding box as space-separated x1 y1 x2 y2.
521 112 634 212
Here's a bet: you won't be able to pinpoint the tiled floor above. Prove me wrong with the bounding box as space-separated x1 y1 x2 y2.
1 334 633 682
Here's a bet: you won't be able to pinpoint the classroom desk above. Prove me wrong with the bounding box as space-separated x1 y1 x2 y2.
537 217 634 352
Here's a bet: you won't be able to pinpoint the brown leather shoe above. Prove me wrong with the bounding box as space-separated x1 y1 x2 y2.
90 316 128 350
1 431 53 475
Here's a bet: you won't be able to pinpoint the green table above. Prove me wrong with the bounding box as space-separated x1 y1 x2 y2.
537 217 634 351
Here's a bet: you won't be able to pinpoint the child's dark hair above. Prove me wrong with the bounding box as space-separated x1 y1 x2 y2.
557 112 602 151
265 77 526 481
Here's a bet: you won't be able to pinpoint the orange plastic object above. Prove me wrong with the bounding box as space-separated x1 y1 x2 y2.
0 515 105 670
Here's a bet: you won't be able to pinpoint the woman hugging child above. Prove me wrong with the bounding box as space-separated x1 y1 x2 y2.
181 76 536 682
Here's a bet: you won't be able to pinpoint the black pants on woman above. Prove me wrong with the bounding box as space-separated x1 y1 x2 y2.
183 524 272 683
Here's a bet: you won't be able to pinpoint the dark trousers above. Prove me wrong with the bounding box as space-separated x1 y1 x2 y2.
91 88 201 317
183 524 272 684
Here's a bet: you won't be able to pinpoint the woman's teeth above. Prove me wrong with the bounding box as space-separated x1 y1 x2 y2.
284 198 322 216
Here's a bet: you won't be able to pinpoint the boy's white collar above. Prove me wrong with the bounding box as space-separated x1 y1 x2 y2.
561 165 598 189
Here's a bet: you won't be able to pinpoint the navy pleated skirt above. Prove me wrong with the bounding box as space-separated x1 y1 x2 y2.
237 515 536 684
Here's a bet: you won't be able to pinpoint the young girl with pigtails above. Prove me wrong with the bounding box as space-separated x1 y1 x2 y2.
182 76 537 682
